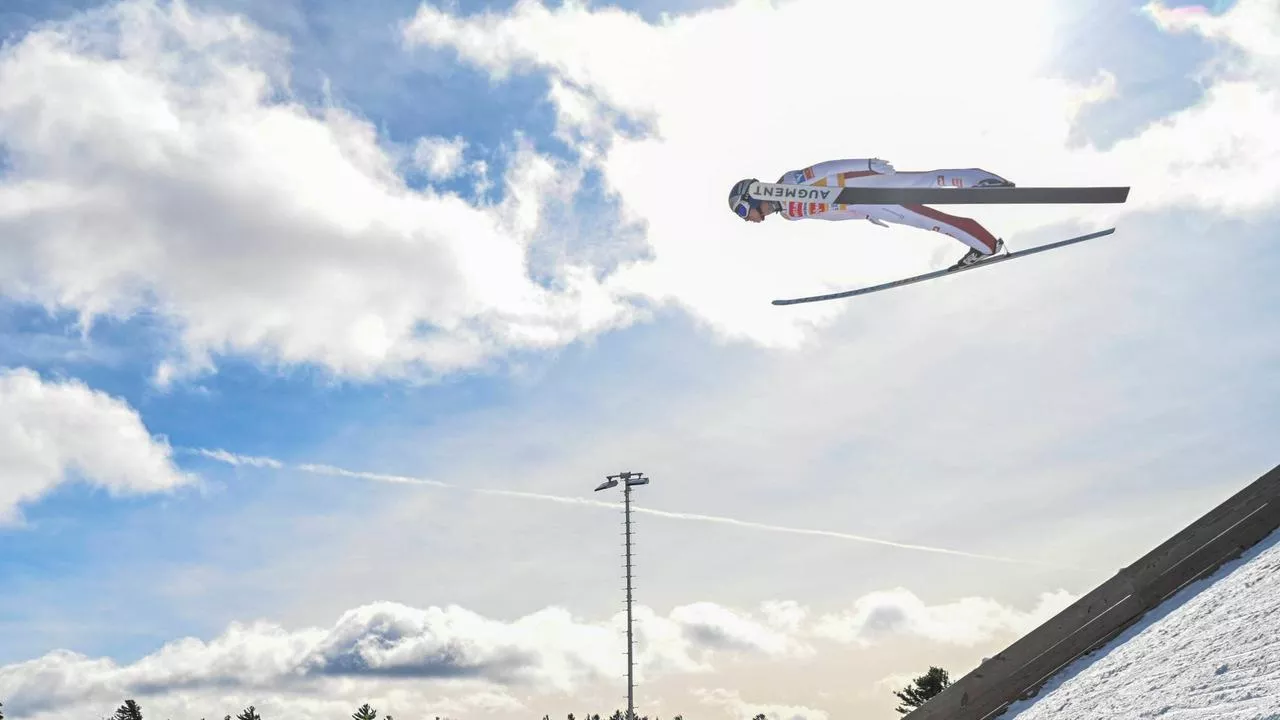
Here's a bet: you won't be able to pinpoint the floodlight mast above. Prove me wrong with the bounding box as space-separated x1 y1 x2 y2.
594 471 649 720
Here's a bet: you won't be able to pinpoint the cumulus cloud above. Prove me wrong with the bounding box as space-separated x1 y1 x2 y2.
0 592 1080 717
403 0 1280 345
0 0 633 383
2 0 1274 383
300 603 611 685
695 688 829 720
0 366 195 524
1145 0 1280 74
811 588 1077 647
667 602 813 662
0 599 812 718
760 600 808 634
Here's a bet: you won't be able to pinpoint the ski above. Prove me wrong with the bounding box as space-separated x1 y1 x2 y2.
747 182 1130 205
771 228 1117 306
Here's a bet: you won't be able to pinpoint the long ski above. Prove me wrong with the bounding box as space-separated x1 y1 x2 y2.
747 182 1129 205
771 228 1116 306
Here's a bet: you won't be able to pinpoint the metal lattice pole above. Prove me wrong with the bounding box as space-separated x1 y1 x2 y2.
624 480 634 720
595 471 649 720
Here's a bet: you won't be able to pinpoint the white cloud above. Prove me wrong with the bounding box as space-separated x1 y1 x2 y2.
811 588 1077 647
669 602 813 660
873 670 922 695
0 366 195 524
0 0 634 383
0 590 1086 718
412 134 469 179
0 598 820 719
3 0 1273 383
1145 0 1280 74
760 600 807 634
2 3 1277 720
695 687 829 720
403 0 1280 346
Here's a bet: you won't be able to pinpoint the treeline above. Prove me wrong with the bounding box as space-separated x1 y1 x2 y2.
10 700 400 720
0 701 699 720
0 665 950 719
100 700 394 720
2 700 691 720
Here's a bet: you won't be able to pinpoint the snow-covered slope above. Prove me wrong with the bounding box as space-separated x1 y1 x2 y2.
1001 528 1280 720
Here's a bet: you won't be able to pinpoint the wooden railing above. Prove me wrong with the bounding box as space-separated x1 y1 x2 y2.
904 462 1280 720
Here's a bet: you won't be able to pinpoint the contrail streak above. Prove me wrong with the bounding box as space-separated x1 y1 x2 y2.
190 449 1090 570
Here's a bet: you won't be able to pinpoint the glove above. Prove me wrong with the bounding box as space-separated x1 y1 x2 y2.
869 158 894 174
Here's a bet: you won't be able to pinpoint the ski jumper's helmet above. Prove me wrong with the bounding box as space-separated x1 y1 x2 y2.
728 178 760 219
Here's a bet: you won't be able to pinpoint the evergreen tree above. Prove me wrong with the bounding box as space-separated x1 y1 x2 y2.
1 699 5 719
352 704 378 720
112 700 144 720
235 706 262 720
893 666 952 715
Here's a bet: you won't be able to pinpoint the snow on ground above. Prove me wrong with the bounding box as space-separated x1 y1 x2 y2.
1001 527 1280 720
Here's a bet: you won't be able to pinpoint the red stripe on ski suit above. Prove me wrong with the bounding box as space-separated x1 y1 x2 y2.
903 204 999 253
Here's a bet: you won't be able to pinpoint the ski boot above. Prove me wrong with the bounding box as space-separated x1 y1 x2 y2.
949 239 1005 270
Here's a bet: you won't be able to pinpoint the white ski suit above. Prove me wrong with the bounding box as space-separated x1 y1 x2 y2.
774 158 1010 254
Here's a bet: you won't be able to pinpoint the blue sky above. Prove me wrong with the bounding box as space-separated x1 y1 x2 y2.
0 0 1277 718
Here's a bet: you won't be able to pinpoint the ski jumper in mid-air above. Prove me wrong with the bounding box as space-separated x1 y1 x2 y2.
728 158 1015 269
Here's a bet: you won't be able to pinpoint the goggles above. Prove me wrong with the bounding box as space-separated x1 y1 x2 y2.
729 178 760 220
